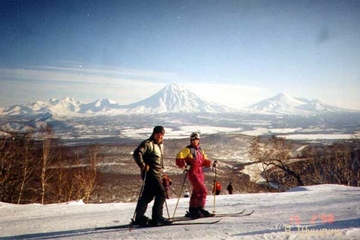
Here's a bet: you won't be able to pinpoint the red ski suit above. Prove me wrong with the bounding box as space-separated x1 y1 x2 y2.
176 145 211 208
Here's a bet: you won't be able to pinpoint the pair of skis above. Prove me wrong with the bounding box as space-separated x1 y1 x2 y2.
170 209 254 223
94 209 254 231
92 218 219 231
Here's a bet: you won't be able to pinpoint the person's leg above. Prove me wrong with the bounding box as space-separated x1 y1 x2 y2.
134 179 154 225
152 176 166 220
196 182 212 217
150 175 170 225
188 176 208 218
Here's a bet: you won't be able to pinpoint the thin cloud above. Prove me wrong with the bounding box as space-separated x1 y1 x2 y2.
39 65 177 80
0 66 177 86
0 66 171 106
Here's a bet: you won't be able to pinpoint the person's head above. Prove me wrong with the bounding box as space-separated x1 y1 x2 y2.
152 126 165 144
190 132 200 147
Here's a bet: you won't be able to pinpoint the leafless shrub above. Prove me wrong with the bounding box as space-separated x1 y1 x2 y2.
74 145 100 203
249 136 306 190
301 141 360 186
249 136 360 191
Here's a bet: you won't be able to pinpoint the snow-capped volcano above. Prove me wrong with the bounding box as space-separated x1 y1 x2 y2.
247 93 349 115
126 83 234 113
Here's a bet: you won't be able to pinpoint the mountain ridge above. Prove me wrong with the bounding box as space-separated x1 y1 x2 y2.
0 83 237 116
0 84 356 117
247 93 352 115
1 84 359 140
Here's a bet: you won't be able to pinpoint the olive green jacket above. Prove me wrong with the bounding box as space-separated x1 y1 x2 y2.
133 136 164 177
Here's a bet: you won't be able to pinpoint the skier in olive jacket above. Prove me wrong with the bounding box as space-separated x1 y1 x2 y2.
133 126 169 226
175 132 213 218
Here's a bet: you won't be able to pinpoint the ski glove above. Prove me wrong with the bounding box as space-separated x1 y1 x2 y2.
212 160 218 168
142 164 150 172
185 165 191 171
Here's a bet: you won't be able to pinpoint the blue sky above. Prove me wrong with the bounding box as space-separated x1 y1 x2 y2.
1 0 360 110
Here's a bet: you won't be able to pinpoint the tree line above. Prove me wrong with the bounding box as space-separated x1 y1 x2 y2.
0 127 99 204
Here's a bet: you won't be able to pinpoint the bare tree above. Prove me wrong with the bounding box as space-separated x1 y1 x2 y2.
1 131 100 204
40 126 55 204
299 141 360 187
54 153 67 203
0 136 17 202
249 136 305 190
17 132 38 204
75 145 99 203
250 135 360 191
350 149 360 187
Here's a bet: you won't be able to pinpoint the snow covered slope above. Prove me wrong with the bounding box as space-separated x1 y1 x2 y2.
0 184 359 239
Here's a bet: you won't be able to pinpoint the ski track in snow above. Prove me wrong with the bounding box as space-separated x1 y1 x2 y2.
0 184 359 240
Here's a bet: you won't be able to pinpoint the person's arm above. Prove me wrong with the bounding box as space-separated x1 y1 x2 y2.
133 141 147 170
201 150 212 168
175 147 191 168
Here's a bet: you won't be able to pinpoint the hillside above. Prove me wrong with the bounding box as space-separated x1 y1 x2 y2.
0 184 359 239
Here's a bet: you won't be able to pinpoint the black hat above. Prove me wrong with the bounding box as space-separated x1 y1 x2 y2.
153 126 165 134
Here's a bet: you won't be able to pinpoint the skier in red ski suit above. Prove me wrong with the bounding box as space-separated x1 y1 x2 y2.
175 132 213 218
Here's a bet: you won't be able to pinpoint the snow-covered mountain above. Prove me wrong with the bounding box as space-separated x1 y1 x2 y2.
1 86 359 137
247 93 350 115
0 83 234 116
78 98 124 114
126 83 235 114
0 97 85 117
0 87 354 117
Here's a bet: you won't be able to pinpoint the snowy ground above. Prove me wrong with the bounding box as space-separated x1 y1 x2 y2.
0 184 359 240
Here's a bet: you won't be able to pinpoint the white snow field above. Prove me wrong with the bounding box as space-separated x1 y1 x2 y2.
0 184 359 240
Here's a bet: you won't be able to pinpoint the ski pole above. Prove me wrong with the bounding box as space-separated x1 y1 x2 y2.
164 199 170 219
132 166 148 223
212 161 217 214
162 175 171 219
172 168 188 218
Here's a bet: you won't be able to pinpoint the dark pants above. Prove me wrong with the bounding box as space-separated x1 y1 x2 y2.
135 172 166 220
